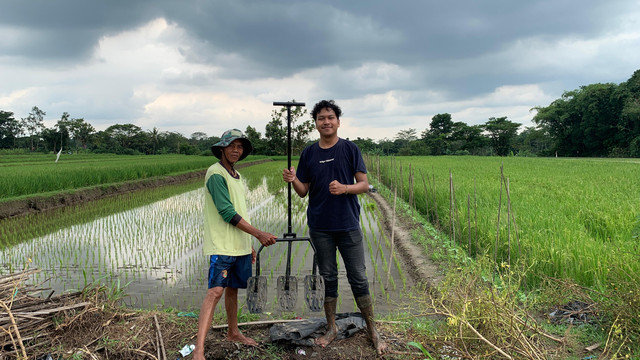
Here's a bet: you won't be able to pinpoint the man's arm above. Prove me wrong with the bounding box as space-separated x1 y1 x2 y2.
283 166 310 198
236 218 276 246
208 174 276 246
328 171 369 195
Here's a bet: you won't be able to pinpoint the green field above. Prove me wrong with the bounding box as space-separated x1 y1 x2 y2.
0 153 265 201
368 155 640 290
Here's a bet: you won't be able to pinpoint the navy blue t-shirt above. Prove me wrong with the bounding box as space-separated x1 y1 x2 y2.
296 138 367 232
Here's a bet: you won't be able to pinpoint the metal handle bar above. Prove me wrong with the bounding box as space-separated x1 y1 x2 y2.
254 235 318 277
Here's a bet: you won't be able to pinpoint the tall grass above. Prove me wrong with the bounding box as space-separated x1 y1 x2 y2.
0 154 269 200
368 155 640 289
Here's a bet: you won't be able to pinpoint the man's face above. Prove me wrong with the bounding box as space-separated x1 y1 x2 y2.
315 107 340 137
222 139 244 163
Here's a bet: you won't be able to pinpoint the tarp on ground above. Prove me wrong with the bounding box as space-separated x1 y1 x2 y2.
269 312 367 346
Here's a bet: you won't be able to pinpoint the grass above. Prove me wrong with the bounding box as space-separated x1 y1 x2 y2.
0 153 266 200
370 166 640 358
369 155 640 289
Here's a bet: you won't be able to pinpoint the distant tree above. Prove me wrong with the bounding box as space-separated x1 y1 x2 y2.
68 118 95 150
54 112 73 151
395 128 418 142
244 125 266 155
394 128 419 155
533 82 625 157
449 122 490 155
352 137 377 154
39 128 57 152
483 117 521 156
428 113 454 137
616 69 640 157
189 131 212 153
148 127 159 154
21 106 46 151
105 124 148 154
190 132 208 141
158 131 188 154
0 110 22 149
377 137 397 155
265 102 312 156
421 113 455 155
514 126 552 156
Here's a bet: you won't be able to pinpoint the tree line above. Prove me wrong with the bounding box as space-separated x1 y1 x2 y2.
1 69 638 157
0 104 314 156
353 69 640 158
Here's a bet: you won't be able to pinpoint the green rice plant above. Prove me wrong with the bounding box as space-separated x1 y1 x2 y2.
0 154 232 200
367 155 640 292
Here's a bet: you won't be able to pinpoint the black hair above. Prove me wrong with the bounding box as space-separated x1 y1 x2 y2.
311 100 342 120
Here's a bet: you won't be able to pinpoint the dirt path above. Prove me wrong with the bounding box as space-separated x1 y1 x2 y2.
367 191 443 289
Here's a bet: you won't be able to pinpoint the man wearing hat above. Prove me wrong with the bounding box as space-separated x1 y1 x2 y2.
194 129 277 358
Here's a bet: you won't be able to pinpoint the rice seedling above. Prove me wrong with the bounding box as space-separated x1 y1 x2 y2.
1 160 412 315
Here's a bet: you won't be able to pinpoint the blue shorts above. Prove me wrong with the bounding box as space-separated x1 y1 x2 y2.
208 254 252 289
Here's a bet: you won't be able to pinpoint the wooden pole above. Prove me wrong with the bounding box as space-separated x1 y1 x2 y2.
385 189 398 290
495 163 504 265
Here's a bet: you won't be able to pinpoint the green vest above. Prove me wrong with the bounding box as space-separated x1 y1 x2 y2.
203 162 251 256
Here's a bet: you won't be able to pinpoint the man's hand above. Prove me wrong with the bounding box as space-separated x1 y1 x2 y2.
283 166 296 183
251 248 257 264
329 180 347 195
256 230 277 246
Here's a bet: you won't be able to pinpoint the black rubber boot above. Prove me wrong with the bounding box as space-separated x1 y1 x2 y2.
316 296 338 347
356 295 387 355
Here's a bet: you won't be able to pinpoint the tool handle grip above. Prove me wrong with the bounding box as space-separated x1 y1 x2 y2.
273 101 305 107
254 235 316 276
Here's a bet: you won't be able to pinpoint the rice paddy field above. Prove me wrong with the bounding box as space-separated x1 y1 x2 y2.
367 155 640 290
0 160 409 316
0 153 231 200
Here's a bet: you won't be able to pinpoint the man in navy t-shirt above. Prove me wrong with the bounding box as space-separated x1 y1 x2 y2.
283 100 386 355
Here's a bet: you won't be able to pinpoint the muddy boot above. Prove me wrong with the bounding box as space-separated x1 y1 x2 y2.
316 296 338 347
356 295 387 355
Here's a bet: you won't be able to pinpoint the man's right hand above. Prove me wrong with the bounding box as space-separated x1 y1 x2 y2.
256 231 277 246
282 166 296 183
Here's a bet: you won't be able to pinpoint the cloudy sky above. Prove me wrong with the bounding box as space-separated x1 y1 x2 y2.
1 0 639 141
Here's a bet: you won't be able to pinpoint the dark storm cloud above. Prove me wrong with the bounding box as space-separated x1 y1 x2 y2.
1 0 162 61
3 0 633 74
1 0 637 138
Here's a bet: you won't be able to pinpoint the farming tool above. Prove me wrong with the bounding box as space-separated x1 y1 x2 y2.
246 101 325 314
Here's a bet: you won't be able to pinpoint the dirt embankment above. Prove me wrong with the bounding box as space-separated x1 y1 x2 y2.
0 159 272 220
367 191 444 289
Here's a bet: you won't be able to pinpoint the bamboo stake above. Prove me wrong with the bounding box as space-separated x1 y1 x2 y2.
153 314 167 360
409 164 414 213
419 169 430 222
449 170 455 244
0 300 27 359
399 163 404 201
495 163 504 265
506 177 511 267
377 155 381 184
474 177 478 256
385 189 397 290
432 168 439 228
467 194 472 256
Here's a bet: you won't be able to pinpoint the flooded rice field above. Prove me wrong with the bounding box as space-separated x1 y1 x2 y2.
1 177 413 316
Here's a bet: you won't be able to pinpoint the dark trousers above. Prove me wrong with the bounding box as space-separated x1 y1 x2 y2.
309 229 370 299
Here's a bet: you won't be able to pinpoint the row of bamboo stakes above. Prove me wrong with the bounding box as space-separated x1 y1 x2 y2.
368 155 521 270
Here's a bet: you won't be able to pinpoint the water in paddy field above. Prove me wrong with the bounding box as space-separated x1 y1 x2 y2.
1 177 413 316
